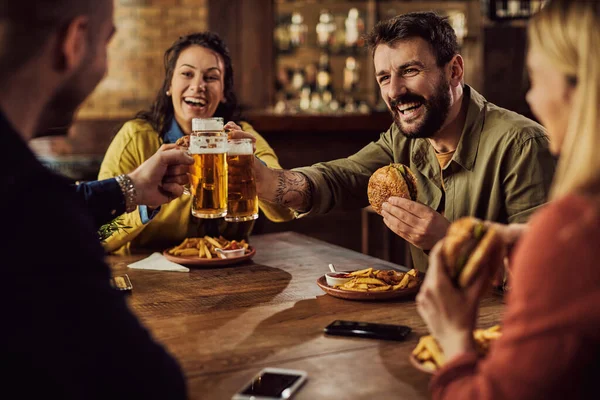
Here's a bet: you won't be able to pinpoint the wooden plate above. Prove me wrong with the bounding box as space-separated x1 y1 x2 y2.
408 354 436 375
316 275 421 301
162 246 256 267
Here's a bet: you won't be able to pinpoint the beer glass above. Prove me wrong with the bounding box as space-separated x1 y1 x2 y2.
188 118 228 219
224 138 259 222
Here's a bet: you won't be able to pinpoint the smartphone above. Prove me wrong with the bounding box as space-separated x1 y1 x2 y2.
231 367 308 400
109 274 133 293
324 320 411 341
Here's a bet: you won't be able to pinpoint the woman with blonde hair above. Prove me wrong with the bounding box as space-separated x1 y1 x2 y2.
416 1 600 398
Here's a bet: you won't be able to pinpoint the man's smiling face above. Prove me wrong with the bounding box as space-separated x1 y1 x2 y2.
374 38 451 139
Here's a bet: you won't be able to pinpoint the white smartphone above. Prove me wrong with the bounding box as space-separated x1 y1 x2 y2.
231 367 308 400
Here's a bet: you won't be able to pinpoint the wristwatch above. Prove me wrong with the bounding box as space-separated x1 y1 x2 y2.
115 174 137 213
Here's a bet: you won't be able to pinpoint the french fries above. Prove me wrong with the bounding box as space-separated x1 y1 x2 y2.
166 236 249 259
412 325 502 371
334 268 421 292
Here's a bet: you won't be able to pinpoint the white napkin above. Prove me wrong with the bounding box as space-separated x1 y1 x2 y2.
127 252 190 273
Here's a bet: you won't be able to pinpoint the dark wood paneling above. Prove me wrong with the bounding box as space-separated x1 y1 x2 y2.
483 25 534 120
243 110 392 134
209 0 274 110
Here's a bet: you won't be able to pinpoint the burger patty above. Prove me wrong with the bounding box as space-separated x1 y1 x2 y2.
403 171 417 200
392 165 417 200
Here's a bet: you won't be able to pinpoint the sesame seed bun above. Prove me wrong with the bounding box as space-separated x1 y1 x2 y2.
367 163 418 214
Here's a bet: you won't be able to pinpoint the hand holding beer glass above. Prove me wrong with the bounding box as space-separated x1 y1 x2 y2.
188 118 228 218
225 138 259 222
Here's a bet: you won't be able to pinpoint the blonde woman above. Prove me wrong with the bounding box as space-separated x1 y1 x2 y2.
416 1 600 398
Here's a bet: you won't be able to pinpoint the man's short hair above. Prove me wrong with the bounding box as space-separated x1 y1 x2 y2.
0 0 106 75
364 11 459 67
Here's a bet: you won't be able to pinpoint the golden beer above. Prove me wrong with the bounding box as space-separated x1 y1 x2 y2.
189 118 228 218
190 152 227 218
225 139 259 222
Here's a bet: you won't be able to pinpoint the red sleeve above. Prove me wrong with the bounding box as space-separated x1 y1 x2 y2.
430 195 600 400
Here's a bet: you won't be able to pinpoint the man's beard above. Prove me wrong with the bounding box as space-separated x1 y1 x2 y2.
389 77 451 139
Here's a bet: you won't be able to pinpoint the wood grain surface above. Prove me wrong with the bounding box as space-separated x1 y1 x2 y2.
107 232 504 400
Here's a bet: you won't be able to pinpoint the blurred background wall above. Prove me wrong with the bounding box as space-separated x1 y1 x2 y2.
80 0 209 119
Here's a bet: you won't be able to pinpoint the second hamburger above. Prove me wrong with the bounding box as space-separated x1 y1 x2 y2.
441 217 504 288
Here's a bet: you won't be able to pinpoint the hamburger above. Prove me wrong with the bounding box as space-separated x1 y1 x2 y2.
441 217 504 288
367 163 418 214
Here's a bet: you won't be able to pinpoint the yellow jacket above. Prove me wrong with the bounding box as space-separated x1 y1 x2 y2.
98 119 294 254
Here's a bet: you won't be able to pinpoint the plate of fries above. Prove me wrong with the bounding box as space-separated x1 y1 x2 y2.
163 236 255 266
316 267 423 301
410 325 502 374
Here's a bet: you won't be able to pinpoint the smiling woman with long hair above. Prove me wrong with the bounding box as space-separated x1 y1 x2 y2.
416 1 600 398
99 32 294 254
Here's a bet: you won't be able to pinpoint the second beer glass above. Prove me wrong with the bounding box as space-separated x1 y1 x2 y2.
225 138 259 222
189 118 228 218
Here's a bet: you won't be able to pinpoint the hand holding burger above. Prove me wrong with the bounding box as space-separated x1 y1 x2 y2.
416 217 505 361
370 164 450 250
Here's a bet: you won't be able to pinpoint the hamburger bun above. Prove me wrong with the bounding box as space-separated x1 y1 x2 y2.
442 217 504 288
367 163 418 214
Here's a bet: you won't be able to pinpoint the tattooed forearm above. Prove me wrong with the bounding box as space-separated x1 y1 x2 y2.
273 170 313 211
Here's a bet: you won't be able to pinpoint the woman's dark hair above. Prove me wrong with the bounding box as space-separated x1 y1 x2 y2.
135 31 240 138
364 11 459 67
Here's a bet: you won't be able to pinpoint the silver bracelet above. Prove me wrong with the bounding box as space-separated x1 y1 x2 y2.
115 174 137 213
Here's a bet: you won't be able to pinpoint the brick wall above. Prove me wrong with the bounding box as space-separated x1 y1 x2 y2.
78 0 208 120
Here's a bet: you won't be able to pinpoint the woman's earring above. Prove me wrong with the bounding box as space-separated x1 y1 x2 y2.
166 90 171 96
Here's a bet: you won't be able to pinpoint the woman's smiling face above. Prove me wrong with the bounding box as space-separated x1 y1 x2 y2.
169 45 226 134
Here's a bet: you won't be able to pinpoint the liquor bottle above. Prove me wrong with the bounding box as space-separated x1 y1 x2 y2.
289 12 307 48
316 52 334 108
274 16 291 52
304 63 318 93
507 0 521 17
448 11 467 45
316 9 336 49
343 56 359 94
345 8 365 49
291 66 305 93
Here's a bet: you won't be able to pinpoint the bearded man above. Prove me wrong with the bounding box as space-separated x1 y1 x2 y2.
239 12 555 271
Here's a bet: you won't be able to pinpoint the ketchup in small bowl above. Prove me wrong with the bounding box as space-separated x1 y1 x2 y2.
325 272 353 287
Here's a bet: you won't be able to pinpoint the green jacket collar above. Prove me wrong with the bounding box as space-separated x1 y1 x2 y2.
453 85 485 171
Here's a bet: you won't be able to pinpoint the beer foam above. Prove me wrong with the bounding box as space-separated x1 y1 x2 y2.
190 147 226 154
227 142 253 155
192 117 223 131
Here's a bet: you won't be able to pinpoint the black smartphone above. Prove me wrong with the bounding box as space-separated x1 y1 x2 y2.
110 274 133 293
324 320 411 341
231 368 308 400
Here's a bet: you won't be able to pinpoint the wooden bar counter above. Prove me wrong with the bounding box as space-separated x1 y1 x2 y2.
107 232 504 400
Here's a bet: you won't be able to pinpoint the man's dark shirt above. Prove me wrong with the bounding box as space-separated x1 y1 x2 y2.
74 179 127 229
0 111 187 399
